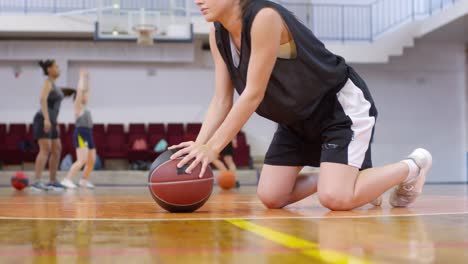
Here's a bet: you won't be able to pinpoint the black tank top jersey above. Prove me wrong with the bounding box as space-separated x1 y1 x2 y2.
214 0 349 125
37 80 64 123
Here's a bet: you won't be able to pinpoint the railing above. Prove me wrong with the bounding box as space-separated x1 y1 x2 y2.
279 0 459 41
0 0 460 42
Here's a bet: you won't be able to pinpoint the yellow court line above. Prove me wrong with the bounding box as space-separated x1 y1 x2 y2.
226 219 371 264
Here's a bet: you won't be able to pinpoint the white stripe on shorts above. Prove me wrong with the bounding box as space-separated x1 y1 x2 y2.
336 78 376 168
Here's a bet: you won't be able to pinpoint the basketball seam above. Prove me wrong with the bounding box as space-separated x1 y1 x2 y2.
148 178 214 207
151 190 213 207
149 158 214 183
148 158 213 181
148 157 181 181
148 178 214 185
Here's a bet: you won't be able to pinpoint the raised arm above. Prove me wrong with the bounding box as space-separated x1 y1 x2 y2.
74 69 89 118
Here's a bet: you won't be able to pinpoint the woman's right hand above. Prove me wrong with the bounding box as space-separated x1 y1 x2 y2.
43 119 51 133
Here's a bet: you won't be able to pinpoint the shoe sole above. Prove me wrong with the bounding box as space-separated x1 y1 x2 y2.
30 186 46 192
61 184 77 189
48 187 65 192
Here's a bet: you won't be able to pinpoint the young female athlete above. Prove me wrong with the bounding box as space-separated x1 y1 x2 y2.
61 69 96 189
170 0 432 210
31 60 66 191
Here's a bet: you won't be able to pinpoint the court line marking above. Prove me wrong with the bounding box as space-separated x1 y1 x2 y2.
226 219 371 264
0 211 467 221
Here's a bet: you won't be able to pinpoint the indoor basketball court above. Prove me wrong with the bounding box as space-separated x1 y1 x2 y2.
0 184 467 263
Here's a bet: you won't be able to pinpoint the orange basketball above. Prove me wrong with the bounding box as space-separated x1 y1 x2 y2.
217 170 236 190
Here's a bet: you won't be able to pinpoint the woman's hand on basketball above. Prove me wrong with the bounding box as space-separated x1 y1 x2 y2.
169 141 218 178
168 141 195 153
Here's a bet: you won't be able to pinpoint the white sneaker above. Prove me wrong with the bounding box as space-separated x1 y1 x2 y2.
60 178 77 189
30 180 51 191
79 179 95 189
390 148 432 208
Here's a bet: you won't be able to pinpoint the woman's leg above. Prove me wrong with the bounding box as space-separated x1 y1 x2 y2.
48 139 62 182
82 148 96 180
257 165 318 209
65 147 88 180
34 139 50 181
317 148 431 210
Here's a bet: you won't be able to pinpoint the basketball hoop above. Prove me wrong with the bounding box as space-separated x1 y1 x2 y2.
133 24 157 45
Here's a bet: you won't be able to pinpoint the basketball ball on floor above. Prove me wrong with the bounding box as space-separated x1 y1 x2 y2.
217 170 236 190
148 149 214 213
11 172 29 191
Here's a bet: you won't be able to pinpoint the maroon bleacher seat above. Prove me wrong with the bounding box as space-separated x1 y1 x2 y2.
92 131 106 159
67 124 75 135
93 123 105 135
9 123 27 137
92 123 106 155
183 133 197 142
102 123 127 159
103 131 128 159
0 128 24 165
129 123 146 135
167 123 184 136
61 129 76 160
167 135 184 146
60 124 71 145
186 123 202 134
0 124 5 165
233 131 252 168
22 124 39 162
59 124 67 136
148 123 165 135
107 124 124 134
166 123 184 147
0 124 6 145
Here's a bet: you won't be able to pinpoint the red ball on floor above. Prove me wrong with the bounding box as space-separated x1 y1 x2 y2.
11 172 29 191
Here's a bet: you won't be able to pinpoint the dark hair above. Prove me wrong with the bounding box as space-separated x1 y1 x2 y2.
60 88 77 100
240 0 254 17
38 59 55 76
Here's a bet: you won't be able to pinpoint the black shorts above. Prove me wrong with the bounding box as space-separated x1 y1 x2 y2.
264 68 378 170
220 142 235 157
73 127 95 149
33 113 59 140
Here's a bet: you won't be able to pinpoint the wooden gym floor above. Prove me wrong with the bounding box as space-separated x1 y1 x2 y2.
0 184 467 263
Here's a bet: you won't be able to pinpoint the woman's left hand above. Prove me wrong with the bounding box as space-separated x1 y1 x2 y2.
169 141 218 178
